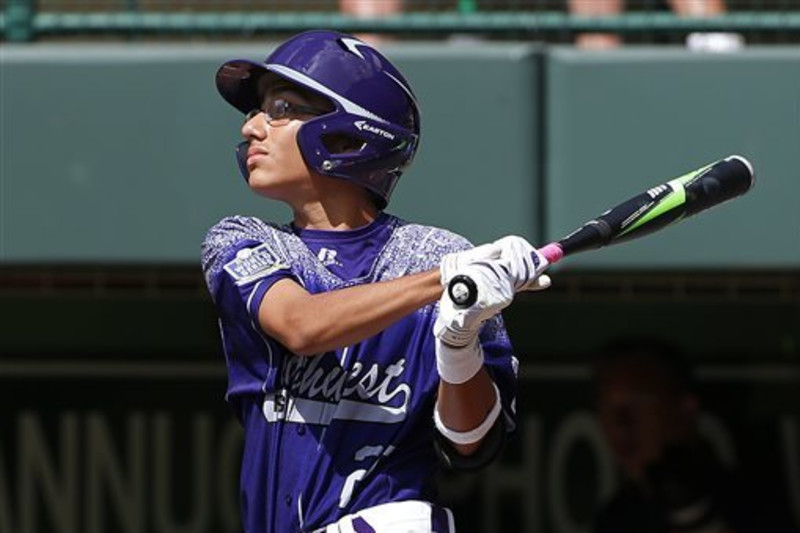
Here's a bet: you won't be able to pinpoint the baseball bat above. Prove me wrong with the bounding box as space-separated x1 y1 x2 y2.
448 155 755 308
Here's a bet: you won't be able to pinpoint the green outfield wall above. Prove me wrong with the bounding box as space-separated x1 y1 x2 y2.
2 44 798 267
0 43 542 262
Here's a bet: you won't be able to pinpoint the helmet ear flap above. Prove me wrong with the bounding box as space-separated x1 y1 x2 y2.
298 116 415 169
295 115 417 208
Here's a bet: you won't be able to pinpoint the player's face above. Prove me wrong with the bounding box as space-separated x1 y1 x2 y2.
241 79 331 202
595 360 694 481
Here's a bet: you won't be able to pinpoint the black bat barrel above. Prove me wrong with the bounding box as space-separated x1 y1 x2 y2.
684 155 754 217
556 155 754 257
447 155 754 309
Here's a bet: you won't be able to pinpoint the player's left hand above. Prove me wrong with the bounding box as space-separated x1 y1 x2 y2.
493 235 551 292
439 242 502 288
433 259 515 348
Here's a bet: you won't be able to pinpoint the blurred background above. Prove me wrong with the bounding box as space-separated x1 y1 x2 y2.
1 1 798 532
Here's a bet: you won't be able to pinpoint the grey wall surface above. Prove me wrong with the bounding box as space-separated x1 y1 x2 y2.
2 44 798 267
0 43 542 263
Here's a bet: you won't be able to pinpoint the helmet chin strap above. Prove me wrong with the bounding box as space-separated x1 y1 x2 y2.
235 141 250 183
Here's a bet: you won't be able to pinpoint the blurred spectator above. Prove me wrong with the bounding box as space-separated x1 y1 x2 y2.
339 0 404 45
592 338 797 533
569 0 745 51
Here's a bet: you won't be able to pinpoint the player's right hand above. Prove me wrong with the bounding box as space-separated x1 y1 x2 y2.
433 259 515 348
493 235 552 292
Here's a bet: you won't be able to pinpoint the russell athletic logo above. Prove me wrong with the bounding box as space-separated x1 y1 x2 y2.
354 120 396 140
317 248 342 268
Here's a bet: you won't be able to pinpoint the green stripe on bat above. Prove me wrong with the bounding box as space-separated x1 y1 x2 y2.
617 162 714 237
674 162 715 188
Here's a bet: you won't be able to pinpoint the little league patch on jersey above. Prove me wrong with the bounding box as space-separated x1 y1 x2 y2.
223 243 289 286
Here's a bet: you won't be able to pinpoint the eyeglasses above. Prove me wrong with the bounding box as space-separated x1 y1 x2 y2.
245 98 328 127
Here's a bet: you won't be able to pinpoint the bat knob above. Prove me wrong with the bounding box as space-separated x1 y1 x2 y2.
447 274 478 308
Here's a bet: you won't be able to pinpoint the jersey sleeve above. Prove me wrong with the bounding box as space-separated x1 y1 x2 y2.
202 216 296 322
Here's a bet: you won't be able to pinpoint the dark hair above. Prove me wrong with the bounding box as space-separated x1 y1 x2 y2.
593 337 696 394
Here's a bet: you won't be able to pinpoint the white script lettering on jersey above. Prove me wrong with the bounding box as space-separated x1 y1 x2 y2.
317 247 342 267
263 356 412 425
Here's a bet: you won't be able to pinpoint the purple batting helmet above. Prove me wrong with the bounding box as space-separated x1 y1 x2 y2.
216 30 421 208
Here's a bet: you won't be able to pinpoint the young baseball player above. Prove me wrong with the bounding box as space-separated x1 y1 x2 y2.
202 30 550 533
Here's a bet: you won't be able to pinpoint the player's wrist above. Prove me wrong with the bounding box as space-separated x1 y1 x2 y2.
433 319 479 348
435 336 484 384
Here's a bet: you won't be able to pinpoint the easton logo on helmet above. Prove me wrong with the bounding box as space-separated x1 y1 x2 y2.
354 120 396 140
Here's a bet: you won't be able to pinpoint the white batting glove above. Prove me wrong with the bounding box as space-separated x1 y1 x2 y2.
439 242 501 288
493 235 552 292
433 260 515 349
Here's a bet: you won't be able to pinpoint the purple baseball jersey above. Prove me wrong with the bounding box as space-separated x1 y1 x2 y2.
201 213 518 533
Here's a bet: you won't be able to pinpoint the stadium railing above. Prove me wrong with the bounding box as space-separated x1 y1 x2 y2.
3 0 800 42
